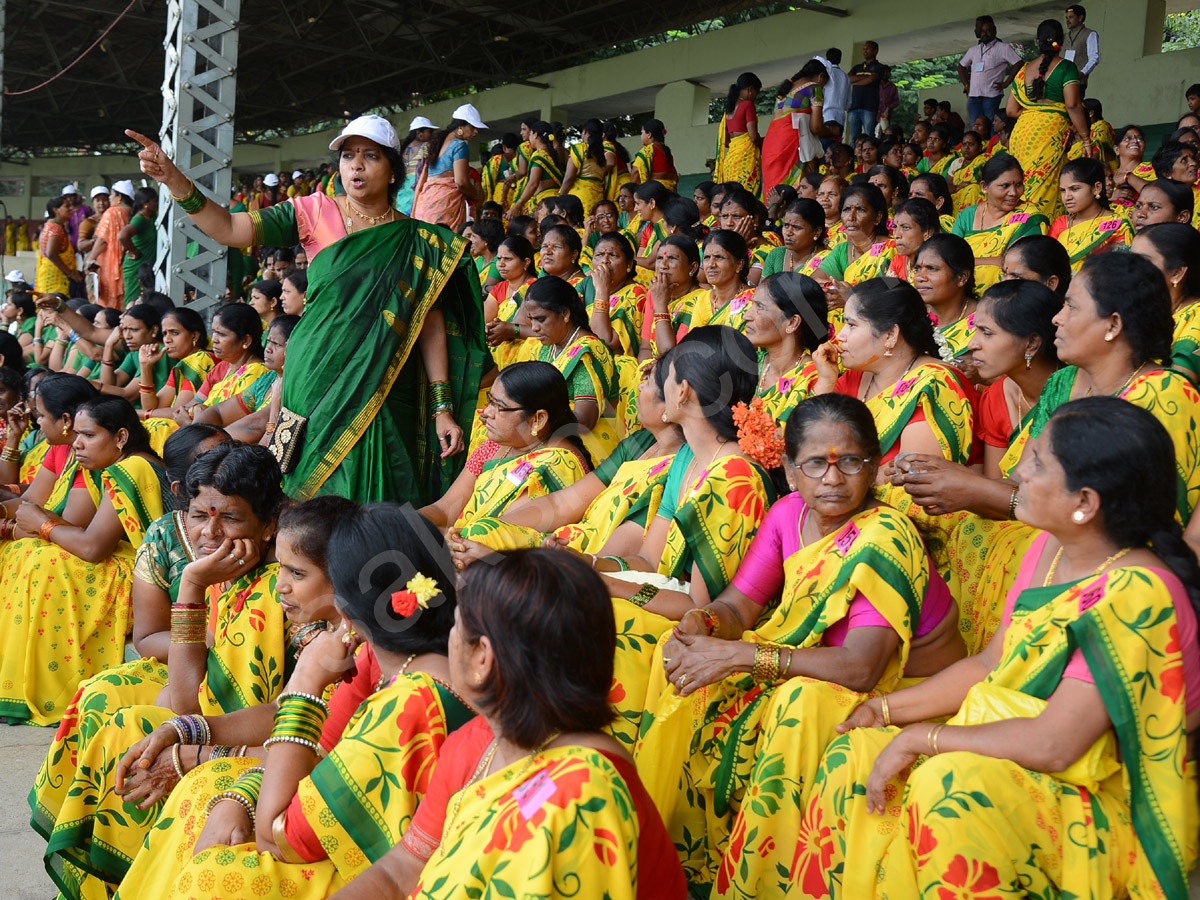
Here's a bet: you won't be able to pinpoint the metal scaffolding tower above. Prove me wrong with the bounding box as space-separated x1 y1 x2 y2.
155 0 239 309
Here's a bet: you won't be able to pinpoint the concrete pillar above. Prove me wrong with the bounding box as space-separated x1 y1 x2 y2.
654 80 715 177
541 104 570 124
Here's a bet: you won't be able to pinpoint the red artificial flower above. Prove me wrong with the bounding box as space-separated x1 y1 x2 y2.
391 590 419 617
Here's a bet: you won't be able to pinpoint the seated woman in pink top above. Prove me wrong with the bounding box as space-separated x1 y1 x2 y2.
636 394 967 894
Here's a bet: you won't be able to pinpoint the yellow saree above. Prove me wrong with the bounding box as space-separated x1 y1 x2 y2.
950 153 987 215
567 143 606 216
1051 210 1134 270
952 202 1050 291
635 506 927 893
455 444 589 549
687 288 756 333
1172 300 1200 385
0 455 171 725
1009 60 1079 220
758 356 818 427
536 333 623 461
115 672 474 900
799 563 1196 899
37 564 286 899
411 746 650 900
203 361 276 412
714 115 762 200
610 454 771 749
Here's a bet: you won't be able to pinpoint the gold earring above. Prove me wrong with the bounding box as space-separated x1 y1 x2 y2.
1104 332 1115 342
883 346 894 357
661 411 669 424
1024 351 1034 369
456 129 464 137
475 672 483 684
62 423 69 437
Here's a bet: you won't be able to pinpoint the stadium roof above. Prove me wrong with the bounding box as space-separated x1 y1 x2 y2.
2 0 844 155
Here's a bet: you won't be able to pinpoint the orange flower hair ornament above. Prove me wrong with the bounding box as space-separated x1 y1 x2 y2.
391 573 441 618
732 397 786 469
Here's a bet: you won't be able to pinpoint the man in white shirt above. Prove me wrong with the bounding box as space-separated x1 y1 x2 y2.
1063 4 1100 95
816 48 850 133
957 16 1021 129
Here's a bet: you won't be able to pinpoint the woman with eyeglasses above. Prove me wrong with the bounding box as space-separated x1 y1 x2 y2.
799 396 1200 900
636 394 964 896
418 361 591 537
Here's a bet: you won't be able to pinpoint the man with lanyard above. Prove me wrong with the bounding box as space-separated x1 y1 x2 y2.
957 16 1021 128
1063 4 1100 96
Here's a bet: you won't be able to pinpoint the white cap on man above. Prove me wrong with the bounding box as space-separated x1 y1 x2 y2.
61 184 79 196
409 115 437 131
451 104 487 130
263 173 280 187
111 179 135 199
4 270 26 284
328 115 400 151
90 185 110 199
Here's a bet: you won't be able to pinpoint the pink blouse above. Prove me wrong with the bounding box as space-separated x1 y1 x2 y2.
1004 532 1200 712
731 493 953 646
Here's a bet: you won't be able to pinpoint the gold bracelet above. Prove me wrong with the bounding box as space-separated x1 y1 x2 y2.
170 178 196 203
880 695 891 727
927 723 946 756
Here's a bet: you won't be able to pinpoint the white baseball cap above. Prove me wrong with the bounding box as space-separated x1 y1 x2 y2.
90 185 110 199
4 270 26 284
61 184 80 196
291 170 302 179
329 114 400 151
111 179 135 199
409 115 437 131
451 104 487 130
263 173 280 187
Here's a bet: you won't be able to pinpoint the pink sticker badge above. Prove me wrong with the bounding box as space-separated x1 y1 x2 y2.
1099 219 1121 232
567 344 582 359
834 522 860 554
648 458 672 477
731 295 750 315
609 294 621 311
1007 212 1030 225
513 770 557 820
892 376 918 398
507 460 535 486
777 377 796 395
1079 575 1108 612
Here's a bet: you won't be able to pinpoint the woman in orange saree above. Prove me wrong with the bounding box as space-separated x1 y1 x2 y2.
761 61 827 195
85 183 133 308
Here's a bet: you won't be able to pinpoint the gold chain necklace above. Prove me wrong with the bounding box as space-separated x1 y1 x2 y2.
757 350 808 394
376 653 416 693
1043 545 1133 587
1085 363 1146 399
438 731 561 856
345 197 394 228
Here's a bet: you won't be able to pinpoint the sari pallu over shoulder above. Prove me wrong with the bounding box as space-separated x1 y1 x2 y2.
114 673 475 900
254 206 487 505
633 506 927 890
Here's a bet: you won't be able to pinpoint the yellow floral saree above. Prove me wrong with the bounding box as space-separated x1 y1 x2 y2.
687 288 756 333
635 506 928 893
1173 301 1200 385
951 202 1050 292
535 333 623 461
115 672 474 900
0 455 171 725
578 279 645 358
950 153 987 216
714 115 762 200
1051 210 1134 270
757 356 817 427
203 361 277 413
36 564 286 900
610 453 771 749
566 143 606 216
411 746 670 900
799 563 1197 899
1009 60 1080 220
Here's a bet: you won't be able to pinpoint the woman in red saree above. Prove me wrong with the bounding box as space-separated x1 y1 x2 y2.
762 60 828 194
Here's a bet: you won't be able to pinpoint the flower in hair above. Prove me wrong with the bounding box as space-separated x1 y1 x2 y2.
391 573 441 617
928 312 940 327
967 313 976 329
732 397 786 469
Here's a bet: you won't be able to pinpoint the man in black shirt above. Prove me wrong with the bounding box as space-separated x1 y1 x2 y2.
847 41 885 140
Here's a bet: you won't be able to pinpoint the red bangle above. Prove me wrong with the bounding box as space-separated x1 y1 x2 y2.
39 519 61 542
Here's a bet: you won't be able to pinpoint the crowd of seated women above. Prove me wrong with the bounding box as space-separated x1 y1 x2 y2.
9 35 1200 900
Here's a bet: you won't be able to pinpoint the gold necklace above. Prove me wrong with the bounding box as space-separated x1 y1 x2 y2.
551 326 581 361
376 653 416 692
438 730 560 856
1086 363 1146 399
757 350 807 394
1042 545 1134 587
681 439 728 501
345 197 394 228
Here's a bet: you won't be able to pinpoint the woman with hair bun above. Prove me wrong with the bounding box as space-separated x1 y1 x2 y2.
714 72 763 199
335 549 686 899
560 118 613 216
593 326 773 747
118 503 476 900
510 121 567 217
1050 157 1134 270
1005 18 1093 219
802 396 1200 900
631 118 678 192
762 60 828 194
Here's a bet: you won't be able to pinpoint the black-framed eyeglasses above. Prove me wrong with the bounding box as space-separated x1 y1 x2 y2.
485 390 526 413
797 455 868 478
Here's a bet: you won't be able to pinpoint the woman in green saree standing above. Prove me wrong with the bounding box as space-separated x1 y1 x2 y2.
127 116 487 504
